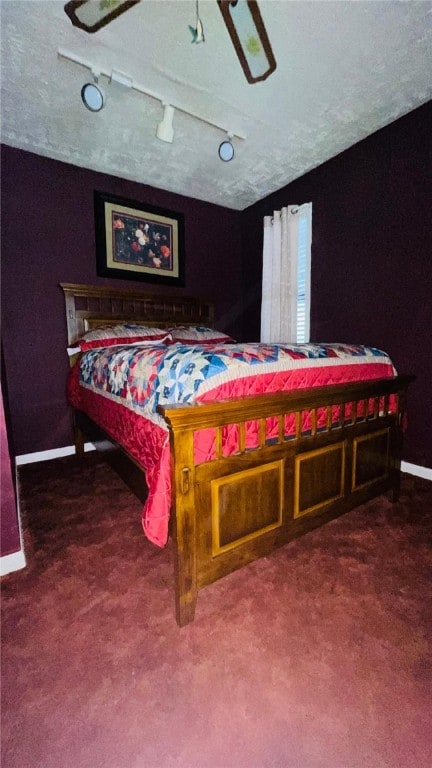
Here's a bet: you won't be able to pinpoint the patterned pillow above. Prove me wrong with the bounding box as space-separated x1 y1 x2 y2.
73 324 172 352
169 325 235 345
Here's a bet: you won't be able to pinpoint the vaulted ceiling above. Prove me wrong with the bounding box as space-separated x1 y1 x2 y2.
1 1 431 210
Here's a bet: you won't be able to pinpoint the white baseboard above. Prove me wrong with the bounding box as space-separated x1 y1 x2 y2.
16 443 95 466
15 447 431 482
401 461 432 481
0 548 26 576
1 469 26 576
4 446 96 576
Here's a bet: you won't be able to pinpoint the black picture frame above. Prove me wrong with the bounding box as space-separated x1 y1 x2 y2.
94 191 185 286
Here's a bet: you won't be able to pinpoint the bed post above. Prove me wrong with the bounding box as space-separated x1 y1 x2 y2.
172 502 198 627
164 415 198 626
74 419 85 454
391 377 413 502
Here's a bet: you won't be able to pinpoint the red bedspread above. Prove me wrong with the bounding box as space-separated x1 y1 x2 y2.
68 342 397 546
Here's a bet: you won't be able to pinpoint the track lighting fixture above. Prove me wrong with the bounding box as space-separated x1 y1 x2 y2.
218 134 234 162
156 104 175 144
81 74 105 112
58 49 246 155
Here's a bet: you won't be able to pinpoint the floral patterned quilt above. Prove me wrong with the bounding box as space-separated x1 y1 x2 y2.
68 342 397 546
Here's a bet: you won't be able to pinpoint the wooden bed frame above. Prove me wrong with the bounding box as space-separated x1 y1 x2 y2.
61 283 414 626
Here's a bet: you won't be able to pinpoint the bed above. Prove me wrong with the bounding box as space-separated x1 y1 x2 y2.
61 283 414 626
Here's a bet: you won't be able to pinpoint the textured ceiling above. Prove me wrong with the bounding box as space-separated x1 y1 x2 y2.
1 0 431 210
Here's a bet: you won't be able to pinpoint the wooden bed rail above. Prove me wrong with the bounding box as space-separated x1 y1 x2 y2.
159 375 413 432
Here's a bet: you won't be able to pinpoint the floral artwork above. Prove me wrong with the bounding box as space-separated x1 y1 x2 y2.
94 191 184 285
112 213 173 270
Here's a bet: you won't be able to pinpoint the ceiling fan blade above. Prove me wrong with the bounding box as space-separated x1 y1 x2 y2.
64 1 275 86
218 0 276 84
64 0 141 34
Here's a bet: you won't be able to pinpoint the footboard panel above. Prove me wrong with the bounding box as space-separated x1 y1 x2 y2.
211 459 285 555
352 428 391 491
294 441 346 518
160 375 413 625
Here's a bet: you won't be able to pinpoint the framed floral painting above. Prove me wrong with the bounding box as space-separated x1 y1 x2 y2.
94 191 185 286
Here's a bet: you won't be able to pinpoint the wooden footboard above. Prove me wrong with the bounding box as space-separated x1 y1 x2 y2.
159 374 413 626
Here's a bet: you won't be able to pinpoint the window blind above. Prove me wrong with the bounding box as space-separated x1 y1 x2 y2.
296 207 312 343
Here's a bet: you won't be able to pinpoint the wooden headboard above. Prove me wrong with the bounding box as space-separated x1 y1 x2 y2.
60 283 214 346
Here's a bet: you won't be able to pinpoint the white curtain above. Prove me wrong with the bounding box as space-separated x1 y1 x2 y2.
260 203 312 343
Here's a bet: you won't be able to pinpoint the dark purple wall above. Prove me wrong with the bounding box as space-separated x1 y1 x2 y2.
241 101 432 468
1 147 243 456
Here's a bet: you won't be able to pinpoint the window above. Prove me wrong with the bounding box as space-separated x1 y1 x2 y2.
261 203 312 344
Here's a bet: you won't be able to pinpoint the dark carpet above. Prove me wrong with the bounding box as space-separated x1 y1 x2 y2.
1 454 432 768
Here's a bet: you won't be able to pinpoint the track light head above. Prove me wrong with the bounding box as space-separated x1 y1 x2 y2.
156 104 175 143
218 134 234 162
81 76 105 112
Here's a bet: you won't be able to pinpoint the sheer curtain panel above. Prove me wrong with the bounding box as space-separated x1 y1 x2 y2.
260 203 312 344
